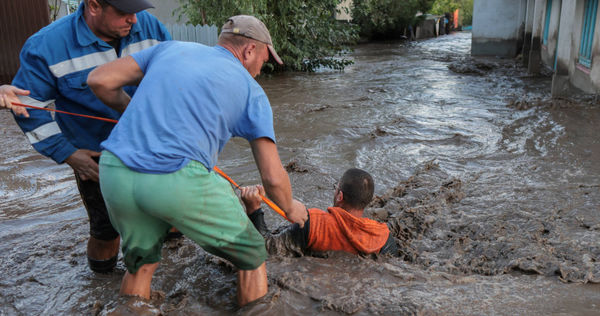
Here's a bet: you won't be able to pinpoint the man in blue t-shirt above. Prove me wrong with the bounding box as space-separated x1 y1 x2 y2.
0 0 170 273
87 15 308 306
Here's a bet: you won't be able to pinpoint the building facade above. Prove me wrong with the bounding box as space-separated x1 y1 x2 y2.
472 0 528 57
473 0 600 96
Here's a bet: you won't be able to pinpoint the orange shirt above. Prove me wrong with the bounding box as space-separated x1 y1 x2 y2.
306 207 390 254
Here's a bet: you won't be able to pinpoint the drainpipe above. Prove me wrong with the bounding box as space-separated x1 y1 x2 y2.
551 0 576 97
528 0 546 74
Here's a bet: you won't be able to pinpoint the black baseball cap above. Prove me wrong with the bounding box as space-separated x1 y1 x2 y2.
103 0 154 14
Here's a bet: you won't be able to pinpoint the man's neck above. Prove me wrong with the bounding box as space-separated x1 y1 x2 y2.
334 204 364 218
219 42 245 64
346 209 364 218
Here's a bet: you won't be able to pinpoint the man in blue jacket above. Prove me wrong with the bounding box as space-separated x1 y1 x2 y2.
0 0 171 273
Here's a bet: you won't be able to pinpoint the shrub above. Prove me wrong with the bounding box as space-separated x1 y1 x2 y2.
351 0 435 40
179 0 359 72
430 0 473 26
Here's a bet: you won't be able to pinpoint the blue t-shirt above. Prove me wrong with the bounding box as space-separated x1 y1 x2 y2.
101 41 276 173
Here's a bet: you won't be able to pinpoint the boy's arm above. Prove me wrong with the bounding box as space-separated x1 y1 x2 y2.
240 185 269 235
240 185 310 256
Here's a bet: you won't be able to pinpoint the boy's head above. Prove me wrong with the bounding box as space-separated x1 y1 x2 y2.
334 168 374 210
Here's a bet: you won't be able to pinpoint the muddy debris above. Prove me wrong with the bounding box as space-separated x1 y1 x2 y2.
363 161 600 283
285 160 310 173
447 57 499 75
507 94 600 110
369 126 390 138
366 161 464 262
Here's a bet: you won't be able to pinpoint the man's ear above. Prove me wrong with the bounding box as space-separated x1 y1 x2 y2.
336 190 343 203
87 0 103 16
243 42 257 61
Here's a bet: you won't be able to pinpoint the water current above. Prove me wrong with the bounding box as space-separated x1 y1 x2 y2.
1 32 599 315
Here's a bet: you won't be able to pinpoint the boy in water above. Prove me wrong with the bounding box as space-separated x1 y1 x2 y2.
241 168 397 256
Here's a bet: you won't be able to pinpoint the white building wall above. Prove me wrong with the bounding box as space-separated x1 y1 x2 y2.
527 0 546 73
49 0 185 24
537 0 600 95
146 0 187 24
541 0 562 68
472 0 528 56
568 0 600 93
522 0 536 65
589 8 600 91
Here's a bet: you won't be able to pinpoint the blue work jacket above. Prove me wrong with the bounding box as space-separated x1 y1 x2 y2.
12 4 171 163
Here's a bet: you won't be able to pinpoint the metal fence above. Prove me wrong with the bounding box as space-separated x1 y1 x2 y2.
165 23 218 46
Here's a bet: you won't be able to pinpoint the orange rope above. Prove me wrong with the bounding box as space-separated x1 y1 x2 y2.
11 101 290 221
11 102 119 123
213 166 290 222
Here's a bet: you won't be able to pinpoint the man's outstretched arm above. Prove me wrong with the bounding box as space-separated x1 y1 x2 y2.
87 56 144 113
249 137 308 226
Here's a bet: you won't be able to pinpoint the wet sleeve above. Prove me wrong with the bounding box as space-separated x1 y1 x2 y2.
248 208 270 236
250 209 310 257
12 39 78 163
379 232 399 256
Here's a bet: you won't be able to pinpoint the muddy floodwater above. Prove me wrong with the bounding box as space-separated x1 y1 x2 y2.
2 32 600 315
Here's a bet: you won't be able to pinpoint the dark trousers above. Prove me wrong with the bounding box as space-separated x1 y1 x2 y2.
74 165 119 241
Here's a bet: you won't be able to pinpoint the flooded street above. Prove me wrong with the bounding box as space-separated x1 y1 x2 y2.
2 32 600 315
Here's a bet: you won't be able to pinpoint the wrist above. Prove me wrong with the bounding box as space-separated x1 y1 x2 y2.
249 206 261 214
248 207 264 220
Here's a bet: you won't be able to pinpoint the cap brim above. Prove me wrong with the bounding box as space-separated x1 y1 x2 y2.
107 0 154 14
268 45 283 65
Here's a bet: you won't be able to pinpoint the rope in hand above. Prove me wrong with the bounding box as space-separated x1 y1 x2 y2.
10 102 119 123
212 166 290 222
10 101 290 222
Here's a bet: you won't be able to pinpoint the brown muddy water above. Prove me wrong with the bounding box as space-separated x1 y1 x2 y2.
1 32 600 315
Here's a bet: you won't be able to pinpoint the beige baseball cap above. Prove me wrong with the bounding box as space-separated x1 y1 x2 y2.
221 15 283 65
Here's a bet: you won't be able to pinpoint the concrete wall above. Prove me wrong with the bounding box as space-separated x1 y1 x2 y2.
588 7 600 92
49 0 186 24
568 1 600 94
146 0 187 24
472 0 528 57
540 0 561 69
522 0 536 65
537 0 600 95
415 17 438 39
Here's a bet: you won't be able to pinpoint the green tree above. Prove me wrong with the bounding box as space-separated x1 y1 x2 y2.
351 0 435 40
460 0 473 25
430 0 473 25
179 0 358 72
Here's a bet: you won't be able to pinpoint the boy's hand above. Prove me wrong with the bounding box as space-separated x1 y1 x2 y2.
240 185 264 214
